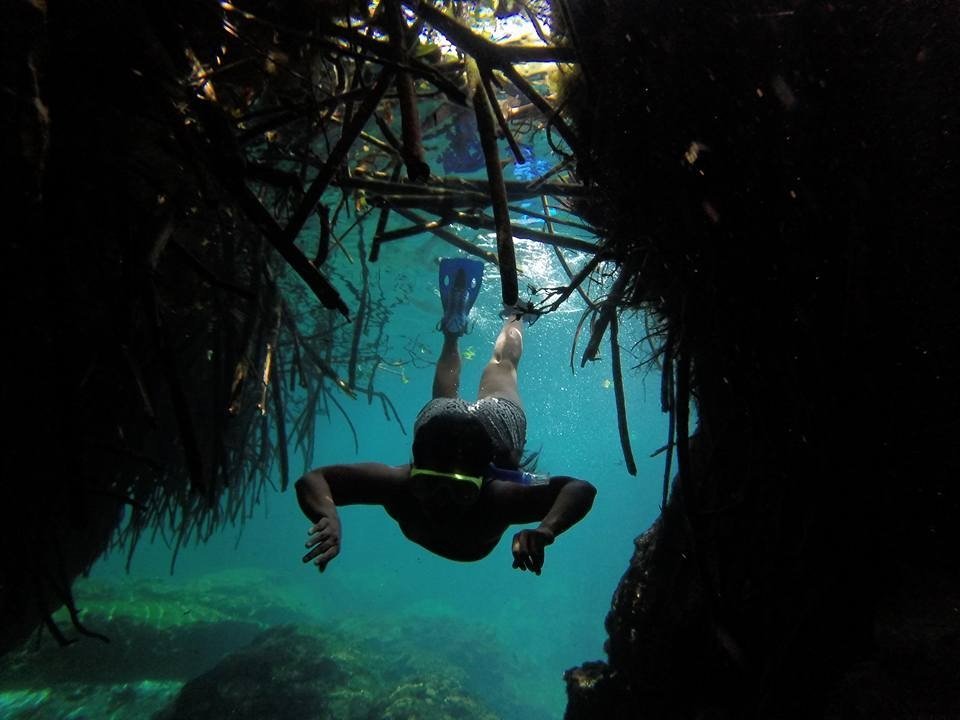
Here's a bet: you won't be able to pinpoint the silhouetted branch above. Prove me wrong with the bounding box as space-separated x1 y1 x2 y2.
548 251 606 312
581 268 629 367
609 312 637 475
375 216 454 244
468 57 518 306
181 97 351 317
401 0 580 155
570 306 597 373
369 165 402 262
660 326 676 509
387 0 430 181
445 208 598 254
325 386 359 455
348 238 370 389
391 206 499 263
333 174 591 201
542 197 596 308
282 66 396 246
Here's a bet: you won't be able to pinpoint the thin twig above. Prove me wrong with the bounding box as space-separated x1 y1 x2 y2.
581 268 629 367
282 67 396 246
281 311 356 398
542 197 596 308
375 216 455 244
445 208 598 254
180 97 351 317
331 173 590 201
548 251 605 312
329 175 489 205
121 344 157 423
220 3 467 103
348 238 370 389
509 202 595 234
148 282 207 498
236 88 369 145
524 156 576 192
324 387 359 454
609 312 637 475
391 206 499 263
312 205 331 267
661 327 676 509
370 165 402 261
569 305 596 373
269 322 290 493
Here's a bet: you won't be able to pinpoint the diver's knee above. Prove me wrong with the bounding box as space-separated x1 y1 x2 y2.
497 325 523 363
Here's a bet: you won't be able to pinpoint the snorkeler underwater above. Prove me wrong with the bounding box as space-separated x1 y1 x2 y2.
3 0 960 718
296 257 597 574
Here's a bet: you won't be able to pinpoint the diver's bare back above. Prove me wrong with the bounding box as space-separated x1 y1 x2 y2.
384 482 514 561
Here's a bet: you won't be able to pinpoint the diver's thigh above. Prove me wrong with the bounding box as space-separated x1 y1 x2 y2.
477 361 520 405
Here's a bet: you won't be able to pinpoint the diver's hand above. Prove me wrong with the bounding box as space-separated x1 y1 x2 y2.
511 527 555 575
303 512 341 572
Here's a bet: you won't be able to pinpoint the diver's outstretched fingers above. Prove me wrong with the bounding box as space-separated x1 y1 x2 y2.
305 544 339 571
511 532 534 573
305 525 331 549
308 518 330 535
530 547 544 575
511 529 550 575
302 537 337 563
303 515 341 571
315 546 339 572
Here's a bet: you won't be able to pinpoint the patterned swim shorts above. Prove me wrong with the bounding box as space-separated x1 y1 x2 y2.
413 396 527 467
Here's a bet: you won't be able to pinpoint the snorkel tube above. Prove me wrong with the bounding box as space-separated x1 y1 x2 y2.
487 464 548 485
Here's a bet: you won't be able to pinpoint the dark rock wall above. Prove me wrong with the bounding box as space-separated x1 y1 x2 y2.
562 1 960 717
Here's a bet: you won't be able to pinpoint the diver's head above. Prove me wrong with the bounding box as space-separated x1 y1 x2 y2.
410 413 493 512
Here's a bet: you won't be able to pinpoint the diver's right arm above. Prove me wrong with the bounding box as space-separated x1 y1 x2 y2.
295 463 409 572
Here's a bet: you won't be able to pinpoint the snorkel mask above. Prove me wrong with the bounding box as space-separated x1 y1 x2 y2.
410 411 494 506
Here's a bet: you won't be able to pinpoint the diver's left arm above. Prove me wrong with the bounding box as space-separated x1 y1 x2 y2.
496 476 597 575
533 476 596 540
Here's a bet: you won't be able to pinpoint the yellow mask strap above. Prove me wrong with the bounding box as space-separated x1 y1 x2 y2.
409 466 483 489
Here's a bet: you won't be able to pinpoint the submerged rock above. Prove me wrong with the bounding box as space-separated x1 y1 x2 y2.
379 677 498 720
155 624 500 720
154 625 359 720
2 571 542 719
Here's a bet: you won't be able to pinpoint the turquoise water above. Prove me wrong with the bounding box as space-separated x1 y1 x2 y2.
1 117 668 720
0 269 667 717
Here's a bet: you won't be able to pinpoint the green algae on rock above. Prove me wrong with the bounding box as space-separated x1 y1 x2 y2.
154 625 499 720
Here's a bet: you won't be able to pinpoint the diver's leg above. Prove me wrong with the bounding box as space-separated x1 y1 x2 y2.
432 332 462 399
477 318 523 406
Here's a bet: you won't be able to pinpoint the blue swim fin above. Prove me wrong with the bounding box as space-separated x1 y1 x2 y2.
438 257 484 336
